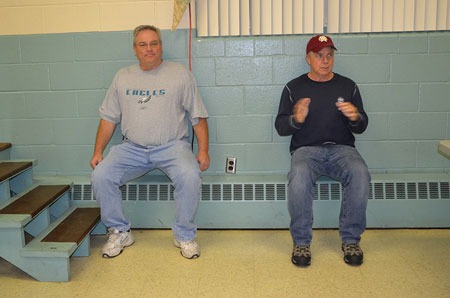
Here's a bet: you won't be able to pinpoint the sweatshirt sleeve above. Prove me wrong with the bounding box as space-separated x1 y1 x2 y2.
99 73 122 124
181 66 208 126
348 84 368 134
274 85 303 136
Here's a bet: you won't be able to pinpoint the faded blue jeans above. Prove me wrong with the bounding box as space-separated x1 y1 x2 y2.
288 145 370 245
91 139 201 241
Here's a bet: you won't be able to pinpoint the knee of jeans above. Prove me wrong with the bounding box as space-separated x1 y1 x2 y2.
349 162 370 182
288 165 313 184
172 164 201 185
91 163 112 186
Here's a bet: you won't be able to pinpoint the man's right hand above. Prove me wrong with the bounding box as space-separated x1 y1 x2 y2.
293 97 311 123
90 154 103 169
90 119 116 170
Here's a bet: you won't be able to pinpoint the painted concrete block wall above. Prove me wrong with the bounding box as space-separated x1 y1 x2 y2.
0 0 193 35
1 30 450 176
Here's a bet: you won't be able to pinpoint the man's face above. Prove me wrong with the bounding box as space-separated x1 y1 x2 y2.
133 29 163 71
306 47 335 81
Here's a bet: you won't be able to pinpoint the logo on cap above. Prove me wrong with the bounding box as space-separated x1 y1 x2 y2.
318 35 328 42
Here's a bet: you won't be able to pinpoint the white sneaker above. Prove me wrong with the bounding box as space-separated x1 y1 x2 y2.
102 228 134 258
173 238 200 259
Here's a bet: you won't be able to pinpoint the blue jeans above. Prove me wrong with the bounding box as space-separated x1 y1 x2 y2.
288 145 370 245
91 139 201 241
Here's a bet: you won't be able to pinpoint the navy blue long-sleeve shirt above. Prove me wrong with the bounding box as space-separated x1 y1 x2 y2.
275 73 368 154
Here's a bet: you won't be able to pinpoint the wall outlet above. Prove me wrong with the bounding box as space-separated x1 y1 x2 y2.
226 157 237 174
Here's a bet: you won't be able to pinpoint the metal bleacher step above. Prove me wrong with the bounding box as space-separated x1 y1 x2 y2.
0 161 35 205
0 180 103 282
0 184 71 232
0 184 70 216
0 161 33 183
0 143 12 168
42 207 100 244
0 143 11 152
22 206 101 258
0 205 101 282
0 145 103 282
19 206 101 282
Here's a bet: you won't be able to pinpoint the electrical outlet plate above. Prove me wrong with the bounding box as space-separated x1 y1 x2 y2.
226 157 237 174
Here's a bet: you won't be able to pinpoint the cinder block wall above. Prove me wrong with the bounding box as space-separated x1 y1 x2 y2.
1 30 449 176
0 1 449 176
0 0 191 35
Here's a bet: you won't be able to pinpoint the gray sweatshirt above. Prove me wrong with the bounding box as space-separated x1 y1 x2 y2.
100 61 208 147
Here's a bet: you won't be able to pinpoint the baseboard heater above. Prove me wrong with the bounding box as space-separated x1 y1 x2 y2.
70 176 450 229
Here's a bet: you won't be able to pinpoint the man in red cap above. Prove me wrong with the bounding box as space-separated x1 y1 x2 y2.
275 35 370 267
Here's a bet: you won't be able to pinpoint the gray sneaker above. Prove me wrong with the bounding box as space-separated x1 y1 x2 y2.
173 238 200 259
102 228 134 258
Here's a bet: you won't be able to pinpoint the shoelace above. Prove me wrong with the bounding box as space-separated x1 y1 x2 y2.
106 229 121 241
293 245 311 257
181 240 196 249
343 244 362 256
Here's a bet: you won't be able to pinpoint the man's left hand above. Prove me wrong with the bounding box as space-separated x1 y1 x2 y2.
196 151 210 171
336 102 359 122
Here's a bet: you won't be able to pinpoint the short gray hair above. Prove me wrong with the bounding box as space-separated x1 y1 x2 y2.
133 25 162 46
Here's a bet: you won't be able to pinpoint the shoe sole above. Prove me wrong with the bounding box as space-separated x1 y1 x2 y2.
343 258 363 266
174 239 200 259
102 240 135 258
102 251 122 258
180 251 200 259
291 258 311 267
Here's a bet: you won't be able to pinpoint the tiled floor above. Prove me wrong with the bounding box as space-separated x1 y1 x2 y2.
1 229 450 298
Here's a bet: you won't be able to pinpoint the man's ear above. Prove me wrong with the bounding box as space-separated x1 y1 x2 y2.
305 54 311 65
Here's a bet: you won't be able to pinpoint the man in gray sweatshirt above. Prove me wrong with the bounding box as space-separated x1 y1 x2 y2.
90 25 209 259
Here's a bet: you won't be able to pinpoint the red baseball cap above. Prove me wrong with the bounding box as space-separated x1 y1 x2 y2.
306 35 337 54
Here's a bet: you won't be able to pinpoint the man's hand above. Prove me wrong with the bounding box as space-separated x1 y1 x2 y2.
196 151 210 171
293 97 311 123
192 118 209 172
90 119 116 170
90 153 103 169
336 102 359 122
